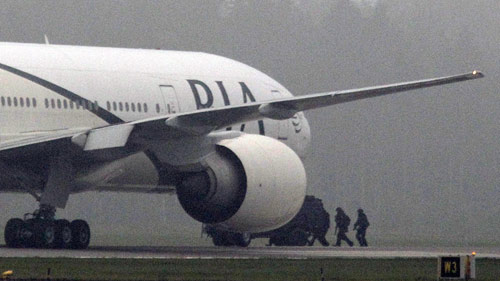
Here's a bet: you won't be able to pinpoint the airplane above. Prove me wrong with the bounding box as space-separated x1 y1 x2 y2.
0 42 483 249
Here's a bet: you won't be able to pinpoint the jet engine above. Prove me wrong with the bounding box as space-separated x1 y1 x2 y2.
176 134 306 233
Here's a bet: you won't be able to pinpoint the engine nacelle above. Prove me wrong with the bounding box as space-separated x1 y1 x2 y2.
176 134 306 233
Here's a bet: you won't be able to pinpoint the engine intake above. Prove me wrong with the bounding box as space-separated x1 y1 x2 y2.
177 147 246 224
176 134 307 233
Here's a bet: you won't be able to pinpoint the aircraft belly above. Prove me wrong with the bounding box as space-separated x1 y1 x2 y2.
0 178 26 192
0 167 40 193
108 152 160 185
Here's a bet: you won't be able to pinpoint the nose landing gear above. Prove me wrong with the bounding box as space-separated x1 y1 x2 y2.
3 205 90 249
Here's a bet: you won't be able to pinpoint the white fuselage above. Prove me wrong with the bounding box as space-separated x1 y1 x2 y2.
0 43 310 191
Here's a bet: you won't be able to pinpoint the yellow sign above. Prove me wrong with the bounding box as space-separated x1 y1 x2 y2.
444 261 458 274
440 257 461 278
438 255 475 280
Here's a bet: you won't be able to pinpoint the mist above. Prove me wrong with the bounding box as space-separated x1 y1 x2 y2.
0 0 498 246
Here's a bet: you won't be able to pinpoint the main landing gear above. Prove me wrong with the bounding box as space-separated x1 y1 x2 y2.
4 205 90 249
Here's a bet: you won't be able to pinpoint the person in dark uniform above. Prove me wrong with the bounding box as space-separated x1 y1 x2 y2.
334 207 353 247
353 208 369 247
308 209 330 246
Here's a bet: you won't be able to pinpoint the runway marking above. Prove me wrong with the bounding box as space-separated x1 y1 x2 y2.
1 246 499 259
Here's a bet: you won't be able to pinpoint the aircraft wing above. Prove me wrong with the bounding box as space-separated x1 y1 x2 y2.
272 71 484 113
0 71 483 154
132 71 484 137
0 129 90 159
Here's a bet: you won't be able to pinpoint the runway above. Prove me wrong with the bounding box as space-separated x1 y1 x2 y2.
1 245 500 259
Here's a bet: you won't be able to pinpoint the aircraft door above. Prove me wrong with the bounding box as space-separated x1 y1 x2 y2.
271 90 289 140
159 85 181 114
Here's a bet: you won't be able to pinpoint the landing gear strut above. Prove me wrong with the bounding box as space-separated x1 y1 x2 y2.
4 205 90 249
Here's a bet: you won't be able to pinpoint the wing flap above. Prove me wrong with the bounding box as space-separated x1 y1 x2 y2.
83 124 134 151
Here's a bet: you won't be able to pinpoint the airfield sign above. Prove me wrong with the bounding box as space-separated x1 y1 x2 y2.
438 255 476 280
440 257 461 278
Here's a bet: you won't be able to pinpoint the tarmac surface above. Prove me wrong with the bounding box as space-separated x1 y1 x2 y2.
1 245 500 259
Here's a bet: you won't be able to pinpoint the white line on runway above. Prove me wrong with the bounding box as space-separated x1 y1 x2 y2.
1 246 499 259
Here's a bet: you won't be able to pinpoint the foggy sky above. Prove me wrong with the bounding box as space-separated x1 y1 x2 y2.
0 0 498 246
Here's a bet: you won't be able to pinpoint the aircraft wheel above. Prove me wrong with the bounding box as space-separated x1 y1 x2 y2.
269 235 287 246
20 219 36 248
55 219 72 249
212 235 225 246
4 218 24 248
233 232 251 247
35 221 56 248
70 220 90 249
212 232 234 247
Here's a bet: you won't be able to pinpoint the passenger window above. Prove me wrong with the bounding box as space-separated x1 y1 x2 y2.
7 97 12 106
143 103 148 113
119 102 123 111
113 101 117 111
32 98 37 108
69 101 74 109
63 100 68 109
26 97 30 107
1 96 4 106
156 104 160 113
57 99 61 109
107 101 111 111
131 103 135 112
19 98 24 107
125 102 129 112
137 103 142 112
45 98 49 108
13 97 18 107
51 99 55 108
87 100 93 111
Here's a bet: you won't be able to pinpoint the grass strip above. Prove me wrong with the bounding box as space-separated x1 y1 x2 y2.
0 257 499 281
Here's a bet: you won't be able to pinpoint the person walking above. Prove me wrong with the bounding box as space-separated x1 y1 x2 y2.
353 208 369 247
334 207 353 247
308 208 330 246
